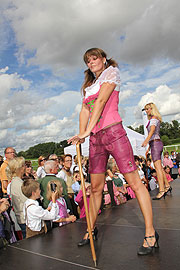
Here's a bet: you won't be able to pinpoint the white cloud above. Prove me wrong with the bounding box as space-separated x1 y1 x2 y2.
135 85 180 119
0 68 81 153
174 114 180 121
120 90 133 102
4 0 180 72
28 114 56 129
0 66 9 73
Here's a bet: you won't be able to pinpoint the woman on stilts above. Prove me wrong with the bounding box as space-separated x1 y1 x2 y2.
68 48 159 255
142 103 172 200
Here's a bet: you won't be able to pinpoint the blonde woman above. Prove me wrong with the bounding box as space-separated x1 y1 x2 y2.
142 103 171 200
6 157 27 238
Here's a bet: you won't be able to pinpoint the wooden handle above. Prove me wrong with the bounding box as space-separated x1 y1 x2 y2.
76 143 97 266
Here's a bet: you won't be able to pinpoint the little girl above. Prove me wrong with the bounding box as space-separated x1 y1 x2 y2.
75 183 101 218
164 166 173 183
47 180 76 227
75 182 91 219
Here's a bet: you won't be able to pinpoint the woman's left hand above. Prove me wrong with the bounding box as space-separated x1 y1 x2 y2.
142 139 148 147
67 131 90 145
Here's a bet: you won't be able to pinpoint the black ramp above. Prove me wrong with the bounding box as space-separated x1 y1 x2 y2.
0 179 180 270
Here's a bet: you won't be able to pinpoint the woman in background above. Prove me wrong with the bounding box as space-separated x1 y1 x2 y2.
36 156 46 179
142 103 171 200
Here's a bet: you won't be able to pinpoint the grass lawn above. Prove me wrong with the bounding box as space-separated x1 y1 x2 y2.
26 159 38 171
163 144 180 154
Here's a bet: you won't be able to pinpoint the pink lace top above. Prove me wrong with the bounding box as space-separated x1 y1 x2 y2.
83 66 122 134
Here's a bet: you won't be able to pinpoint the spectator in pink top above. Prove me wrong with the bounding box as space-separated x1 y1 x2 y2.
164 166 173 183
163 152 173 169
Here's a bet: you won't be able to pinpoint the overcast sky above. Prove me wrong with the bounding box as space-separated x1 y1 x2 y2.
0 0 180 153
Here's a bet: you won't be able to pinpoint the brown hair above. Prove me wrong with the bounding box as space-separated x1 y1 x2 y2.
38 156 45 166
82 48 118 96
63 154 72 162
21 179 40 198
25 160 32 167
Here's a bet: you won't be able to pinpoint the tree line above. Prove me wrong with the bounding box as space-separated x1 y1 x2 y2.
17 120 180 158
17 140 69 159
128 120 180 146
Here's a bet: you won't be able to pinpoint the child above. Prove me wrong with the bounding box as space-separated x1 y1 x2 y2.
71 170 81 200
163 152 173 170
164 166 173 183
75 182 92 218
47 180 76 227
149 169 158 191
145 158 154 182
22 179 59 239
106 161 127 204
134 155 148 187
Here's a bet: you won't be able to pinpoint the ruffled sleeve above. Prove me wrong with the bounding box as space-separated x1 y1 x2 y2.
150 118 159 127
98 66 120 87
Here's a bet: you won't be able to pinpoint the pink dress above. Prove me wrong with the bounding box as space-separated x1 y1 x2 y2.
75 190 101 218
56 198 69 226
103 181 121 205
165 173 173 182
75 190 90 219
126 187 136 199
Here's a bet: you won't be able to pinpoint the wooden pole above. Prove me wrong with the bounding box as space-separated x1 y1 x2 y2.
76 143 97 267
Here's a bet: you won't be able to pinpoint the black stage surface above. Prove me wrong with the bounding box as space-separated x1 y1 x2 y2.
1 179 180 270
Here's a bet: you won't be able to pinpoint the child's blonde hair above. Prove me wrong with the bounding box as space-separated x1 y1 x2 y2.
21 179 40 198
46 180 62 201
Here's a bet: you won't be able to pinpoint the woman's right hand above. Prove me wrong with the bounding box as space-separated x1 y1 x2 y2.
67 134 86 145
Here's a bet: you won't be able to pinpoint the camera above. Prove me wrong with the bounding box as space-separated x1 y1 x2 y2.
50 182 57 192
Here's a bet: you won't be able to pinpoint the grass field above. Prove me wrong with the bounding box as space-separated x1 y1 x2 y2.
27 159 38 171
163 144 180 154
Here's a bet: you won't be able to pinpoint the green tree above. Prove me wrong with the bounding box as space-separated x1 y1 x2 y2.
134 125 144 135
161 135 169 146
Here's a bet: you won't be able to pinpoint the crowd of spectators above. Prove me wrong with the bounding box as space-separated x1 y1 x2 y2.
0 146 180 248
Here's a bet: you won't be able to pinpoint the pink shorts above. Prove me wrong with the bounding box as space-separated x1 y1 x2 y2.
89 123 137 174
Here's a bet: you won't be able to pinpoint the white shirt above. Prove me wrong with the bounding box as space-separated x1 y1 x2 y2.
149 177 157 191
138 166 145 180
23 199 58 231
56 169 67 182
84 66 120 99
36 166 46 178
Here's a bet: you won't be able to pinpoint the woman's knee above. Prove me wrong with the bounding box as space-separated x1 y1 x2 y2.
124 171 143 193
91 174 105 193
91 183 104 194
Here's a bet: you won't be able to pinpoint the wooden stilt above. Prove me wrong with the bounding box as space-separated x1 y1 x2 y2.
76 143 97 267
